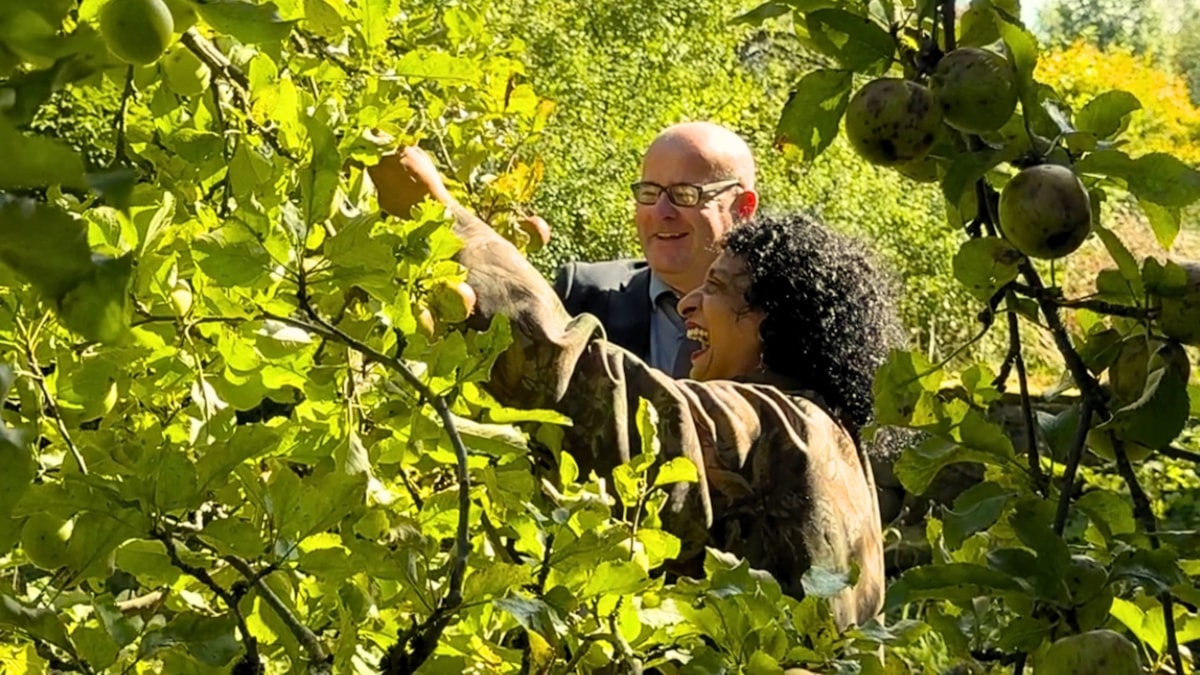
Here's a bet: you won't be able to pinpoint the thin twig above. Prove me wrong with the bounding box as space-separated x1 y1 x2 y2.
116 590 166 614
1053 399 1092 534
112 65 135 167
1008 283 1151 319
211 80 233 218
24 344 88 476
1008 311 1046 497
1017 261 1104 407
224 556 331 669
180 29 298 162
1162 446 1200 464
158 534 260 668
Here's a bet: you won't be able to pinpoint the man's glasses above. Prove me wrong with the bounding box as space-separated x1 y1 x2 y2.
630 179 741 207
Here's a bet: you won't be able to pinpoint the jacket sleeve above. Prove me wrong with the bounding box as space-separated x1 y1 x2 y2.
450 206 883 629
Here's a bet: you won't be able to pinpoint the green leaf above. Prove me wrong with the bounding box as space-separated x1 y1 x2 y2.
941 150 1006 208
1140 200 1181 250
894 436 996 495
997 15 1038 123
357 0 398 49
1095 226 1144 296
1101 366 1190 449
652 457 699 488
1111 548 1184 596
141 613 241 666
885 563 1023 611
196 426 280 491
612 463 640 507
1035 405 1084 461
494 595 563 643
952 238 1021 302
732 2 792 25
1110 597 1165 654
1008 498 1070 597
114 539 182 587
996 616 1054 652
394 49 482 83
198 517 264 559
1075 90 1142 139
583 559 650 596
1079 151 1200 208
71 624 119 670
800 565 851 598
193 226 271 286
774 69 852 163
0 116 87 190
0 593 74 651
804 10 895 73
303 0 346 39
0 197 93 298
300 113 340 228
943 481 1014 549
0 433 35 514
56 253 133 345
745 650 784 675
958 3 999 47
872 348 940 427
958 409 1014 457
463 562 530 603
196 0 296 44
1076 490 1137 541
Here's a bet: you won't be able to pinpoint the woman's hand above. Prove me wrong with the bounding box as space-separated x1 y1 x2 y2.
367 146 457 217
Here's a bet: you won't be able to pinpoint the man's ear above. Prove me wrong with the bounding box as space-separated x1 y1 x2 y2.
735 190 759 222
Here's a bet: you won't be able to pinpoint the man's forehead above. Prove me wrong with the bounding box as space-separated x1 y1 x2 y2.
641 140 728 181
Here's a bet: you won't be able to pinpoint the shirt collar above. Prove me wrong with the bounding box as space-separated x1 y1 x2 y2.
648 271 678 304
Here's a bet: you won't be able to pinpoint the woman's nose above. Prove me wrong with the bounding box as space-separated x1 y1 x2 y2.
677 289 699 318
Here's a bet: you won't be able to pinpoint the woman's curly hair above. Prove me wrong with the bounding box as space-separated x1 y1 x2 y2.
723 212 906 442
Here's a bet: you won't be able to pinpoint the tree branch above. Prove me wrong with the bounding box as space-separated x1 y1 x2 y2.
112 65 135 167
1008 311 1046 497
1111 438 1185 675
1161 445 1200 464
1053 399 1092 534
286 273 470 672
157 534 260 670
224 556 331 671
941 0 956 52
1008 283 1151 319
180 29 297 163
23 343 88 476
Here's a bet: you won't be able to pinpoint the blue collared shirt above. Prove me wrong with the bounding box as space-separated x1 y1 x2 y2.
647 272 689 376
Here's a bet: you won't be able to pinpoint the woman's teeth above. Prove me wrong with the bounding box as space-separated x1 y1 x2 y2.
686 327 709 346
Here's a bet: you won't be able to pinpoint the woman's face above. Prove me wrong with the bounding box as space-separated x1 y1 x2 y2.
677 251 764 381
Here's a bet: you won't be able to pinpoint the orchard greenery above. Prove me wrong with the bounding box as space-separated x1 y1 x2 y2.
1 1 1200 675
746 0 1200 672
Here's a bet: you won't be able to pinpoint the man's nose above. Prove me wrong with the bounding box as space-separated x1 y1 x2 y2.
653 191 678 219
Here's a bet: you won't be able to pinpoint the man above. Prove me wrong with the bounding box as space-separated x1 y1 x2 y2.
553 121 759 378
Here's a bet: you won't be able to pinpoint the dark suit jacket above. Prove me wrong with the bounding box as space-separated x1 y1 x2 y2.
553 259 653 361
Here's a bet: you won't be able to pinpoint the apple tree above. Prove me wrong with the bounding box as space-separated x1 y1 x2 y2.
747 0 1200 672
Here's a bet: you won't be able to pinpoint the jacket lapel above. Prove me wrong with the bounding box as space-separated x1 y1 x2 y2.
607 266 653 358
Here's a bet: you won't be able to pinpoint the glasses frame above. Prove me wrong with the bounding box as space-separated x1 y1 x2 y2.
630 178 742 207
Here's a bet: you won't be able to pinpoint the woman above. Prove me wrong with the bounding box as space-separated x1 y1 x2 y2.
375 148 901 630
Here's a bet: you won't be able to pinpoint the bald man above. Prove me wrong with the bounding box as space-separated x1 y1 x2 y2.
553 122 760 378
